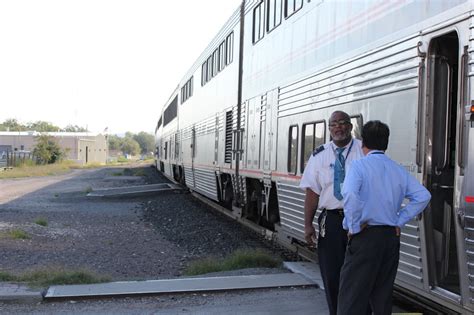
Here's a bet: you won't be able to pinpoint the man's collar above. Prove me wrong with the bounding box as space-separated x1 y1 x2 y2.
332 138 353 150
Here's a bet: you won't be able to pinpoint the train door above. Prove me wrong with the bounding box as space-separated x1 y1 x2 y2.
424 31 462 302
262 89 278 171
246 97 261 170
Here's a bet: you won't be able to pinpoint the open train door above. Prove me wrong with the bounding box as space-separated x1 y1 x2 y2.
422 30 473 311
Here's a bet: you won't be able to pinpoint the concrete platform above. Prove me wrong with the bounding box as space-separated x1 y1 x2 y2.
44 271 317 299
0 283 43 304
283 261 323 288
87 183 182 197
0 262 320 303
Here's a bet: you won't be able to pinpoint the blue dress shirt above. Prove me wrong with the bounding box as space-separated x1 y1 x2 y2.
342 151 431 234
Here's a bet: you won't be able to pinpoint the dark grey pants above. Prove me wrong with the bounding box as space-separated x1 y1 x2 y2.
317 210 347 315
337 226 400 315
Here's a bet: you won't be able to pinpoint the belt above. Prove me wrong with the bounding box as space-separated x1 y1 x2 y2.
323 208 344 216
367 225 396 229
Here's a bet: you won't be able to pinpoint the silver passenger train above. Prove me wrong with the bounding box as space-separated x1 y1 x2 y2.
155 0 474 313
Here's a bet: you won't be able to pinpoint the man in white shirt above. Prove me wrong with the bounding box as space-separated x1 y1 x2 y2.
300 111 364 315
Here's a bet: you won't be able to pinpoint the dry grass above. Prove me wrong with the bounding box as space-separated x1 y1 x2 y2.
0 160 105 179
0 162 72 179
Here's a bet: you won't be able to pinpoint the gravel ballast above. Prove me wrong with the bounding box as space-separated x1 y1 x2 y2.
0 164 295 282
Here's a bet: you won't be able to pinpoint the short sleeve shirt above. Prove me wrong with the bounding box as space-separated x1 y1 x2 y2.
299 138 363 210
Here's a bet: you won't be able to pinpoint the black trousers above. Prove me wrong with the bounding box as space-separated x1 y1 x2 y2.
337 226 400 315
317 210 347 315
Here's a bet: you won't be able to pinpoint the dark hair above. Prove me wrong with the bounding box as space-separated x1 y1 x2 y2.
361 120 389 150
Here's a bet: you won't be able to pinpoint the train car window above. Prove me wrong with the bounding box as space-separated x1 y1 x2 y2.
201 62 207 86
253 1 265 44
284 0 303 18
163 96 178 127
207 55 213 80
219 41 225 71
288 125 299 174
189 76 193 98
227 40 231 67
301 121 326 172
157 117 162 130
213 49 219 76
226 32 234 65
180 77 194 104
350 115 363 140
267 0 282 32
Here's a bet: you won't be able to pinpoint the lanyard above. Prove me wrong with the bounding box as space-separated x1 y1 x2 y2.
332 139 354 171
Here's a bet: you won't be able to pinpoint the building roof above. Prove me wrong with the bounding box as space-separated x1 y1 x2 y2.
0 131 103 137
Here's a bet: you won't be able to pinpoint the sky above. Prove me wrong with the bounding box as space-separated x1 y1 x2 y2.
0 0 242 135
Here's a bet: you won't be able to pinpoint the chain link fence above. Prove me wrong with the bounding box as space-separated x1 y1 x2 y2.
0 151 39 168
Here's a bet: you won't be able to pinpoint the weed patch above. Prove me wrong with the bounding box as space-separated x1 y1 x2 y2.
2 229 31 240
23 268 110 287
35 218 48 227
132 169 146 176
184 249 281 276
0 271 16 282
0 267 110 288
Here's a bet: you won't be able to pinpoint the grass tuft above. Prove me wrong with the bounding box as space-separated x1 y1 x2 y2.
132 169 146 176
3 229 31 240
0 267 110 288
117 156 129 163
184 249 281 276
0 271 16 282
35 218 48 227
22 268 110 287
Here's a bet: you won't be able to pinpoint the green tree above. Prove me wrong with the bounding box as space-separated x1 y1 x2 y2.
0 118 26 131
133 132 155 155
33 134 66 164
107 135 123 151
27 121 61 132
63 124 88 132
120 137 140 156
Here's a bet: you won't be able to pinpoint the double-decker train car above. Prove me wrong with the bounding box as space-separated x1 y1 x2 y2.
155 0 474 313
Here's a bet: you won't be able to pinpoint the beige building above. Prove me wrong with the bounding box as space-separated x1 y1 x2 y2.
0 131 107 165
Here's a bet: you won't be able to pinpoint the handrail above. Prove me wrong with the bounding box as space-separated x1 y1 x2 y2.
416 41 426 172
457 47 467 174
435 58 451 176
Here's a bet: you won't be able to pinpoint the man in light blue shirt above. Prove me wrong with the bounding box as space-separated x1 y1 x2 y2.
337 120 431 315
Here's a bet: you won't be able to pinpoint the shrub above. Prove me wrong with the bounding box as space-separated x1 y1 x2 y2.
33 134 66 164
